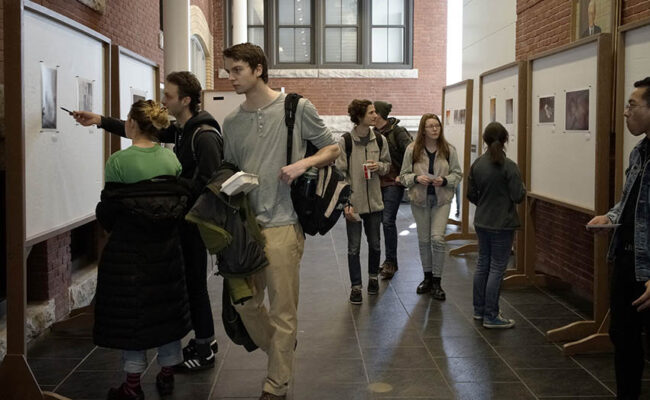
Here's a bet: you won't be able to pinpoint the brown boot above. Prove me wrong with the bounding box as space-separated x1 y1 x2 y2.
380 260 398 280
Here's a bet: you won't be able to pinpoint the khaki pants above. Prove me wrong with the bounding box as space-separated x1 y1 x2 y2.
235 224 304 396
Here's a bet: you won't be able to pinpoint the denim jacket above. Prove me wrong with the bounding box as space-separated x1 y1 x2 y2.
606 137 650 281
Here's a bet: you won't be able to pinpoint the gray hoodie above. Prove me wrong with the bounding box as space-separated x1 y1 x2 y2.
335 128 391 214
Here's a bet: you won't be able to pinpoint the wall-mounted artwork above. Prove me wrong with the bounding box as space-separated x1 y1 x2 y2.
78 78 93 112
572 0 618 41
505 98 514 124
539 96 555 124
445 109 450 125
131 87 147 105
459 109 466 125
565 89 590 131
453 110 459 124
41 64 57 129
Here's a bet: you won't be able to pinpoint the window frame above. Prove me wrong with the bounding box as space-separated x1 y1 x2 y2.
225 0 414 70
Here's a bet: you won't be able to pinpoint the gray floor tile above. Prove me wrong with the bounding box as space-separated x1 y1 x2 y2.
55 371 124 399
495 345 580 369
424 336 496 358
76 347 123 371
28 357 81 386
211 369 267 398
357 327 424 348
363 346 437 371
437 357 519 383
452 382 536 400
27 337 96 359
291 382 373 400
518 368 613 397
368 369 454 398
293 357 366 384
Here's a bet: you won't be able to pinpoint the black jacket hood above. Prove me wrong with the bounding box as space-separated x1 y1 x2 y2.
184 110 221 135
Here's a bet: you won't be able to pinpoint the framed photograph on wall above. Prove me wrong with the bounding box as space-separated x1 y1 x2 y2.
571 0 620 41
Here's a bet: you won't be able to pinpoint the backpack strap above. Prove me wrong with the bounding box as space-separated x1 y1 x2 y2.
285 93 303 165
191 124 222 163
191 124 223 180
343 132 352 167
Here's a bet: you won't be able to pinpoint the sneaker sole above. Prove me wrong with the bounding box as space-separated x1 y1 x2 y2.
483 322 515 329
473 315 483 320
350 300 362 305
367 290 378 295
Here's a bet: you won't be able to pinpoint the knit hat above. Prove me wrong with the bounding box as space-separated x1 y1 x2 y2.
374 101 392 120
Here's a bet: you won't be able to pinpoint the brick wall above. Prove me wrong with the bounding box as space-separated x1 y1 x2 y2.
27 233 72 321
212 0 447 116
516 0 650 300
623 0 650 23
34 0 163 76
191 0 213 29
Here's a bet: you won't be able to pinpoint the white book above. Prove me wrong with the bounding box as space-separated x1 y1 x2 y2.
220 171 259 196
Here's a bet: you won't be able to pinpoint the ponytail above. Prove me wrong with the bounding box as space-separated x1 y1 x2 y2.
483 122 508 165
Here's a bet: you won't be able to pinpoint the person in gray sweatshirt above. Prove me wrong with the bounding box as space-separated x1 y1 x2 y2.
467 122 526 329
336 99 391 305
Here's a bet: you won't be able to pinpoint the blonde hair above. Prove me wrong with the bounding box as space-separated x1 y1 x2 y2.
128 100 170 139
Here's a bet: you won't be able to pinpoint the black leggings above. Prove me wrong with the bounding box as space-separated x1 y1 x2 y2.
180 222 214 341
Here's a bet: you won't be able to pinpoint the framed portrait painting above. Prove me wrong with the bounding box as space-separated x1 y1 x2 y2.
571 0 620 41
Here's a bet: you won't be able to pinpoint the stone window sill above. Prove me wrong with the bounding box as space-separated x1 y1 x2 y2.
218 68 419 79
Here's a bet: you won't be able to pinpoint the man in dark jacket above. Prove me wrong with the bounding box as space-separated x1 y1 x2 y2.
73 71 222 372
588 76 650 400
373 101 412 280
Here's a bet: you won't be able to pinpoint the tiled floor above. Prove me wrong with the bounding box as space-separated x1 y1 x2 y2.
24 205 650 399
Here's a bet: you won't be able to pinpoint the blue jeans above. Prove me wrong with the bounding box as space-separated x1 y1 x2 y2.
346 212 382 287
381 185 405 264
122 339 183 373
473 227 515 320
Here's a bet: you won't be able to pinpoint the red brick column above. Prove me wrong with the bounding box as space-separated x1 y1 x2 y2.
27 233 71 321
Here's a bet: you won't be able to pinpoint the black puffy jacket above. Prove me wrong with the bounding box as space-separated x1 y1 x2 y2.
94 177 192 351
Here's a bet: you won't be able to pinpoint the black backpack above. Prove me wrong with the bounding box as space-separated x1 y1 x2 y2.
285 93 351 236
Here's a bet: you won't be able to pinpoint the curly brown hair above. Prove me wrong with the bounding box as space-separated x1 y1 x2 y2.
165 71 202 113
347 99 372 125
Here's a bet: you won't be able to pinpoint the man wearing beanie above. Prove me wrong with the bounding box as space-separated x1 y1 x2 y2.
373 101 413 279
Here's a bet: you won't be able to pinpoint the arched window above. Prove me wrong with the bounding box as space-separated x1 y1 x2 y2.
190 35 207 88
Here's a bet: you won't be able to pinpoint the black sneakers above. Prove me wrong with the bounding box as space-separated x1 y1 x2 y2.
349 288 363 304
431 282 446 301
367 278 379 295
174 339 217 372
416 276 433 294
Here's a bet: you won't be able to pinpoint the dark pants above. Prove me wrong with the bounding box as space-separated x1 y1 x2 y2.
381 185 404 264
180 222 215 341
346 212 382 287
609 249 650 400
